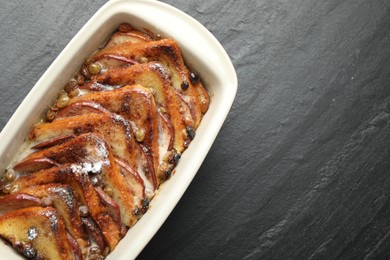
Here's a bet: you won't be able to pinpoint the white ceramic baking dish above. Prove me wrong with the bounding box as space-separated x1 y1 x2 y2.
0 0 237 259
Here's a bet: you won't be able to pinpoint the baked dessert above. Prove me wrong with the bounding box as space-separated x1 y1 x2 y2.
0 23 209 259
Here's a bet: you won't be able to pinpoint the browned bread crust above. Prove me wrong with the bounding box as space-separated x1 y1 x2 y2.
16 184 88 257
11 165 122 250
91 39 206 127
30 113 138 173
82 63 190 153
15 133 145 227
0 206 73 259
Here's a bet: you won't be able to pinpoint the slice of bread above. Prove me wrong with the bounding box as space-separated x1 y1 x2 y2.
29 113 138 173
16 184 88 256
11 165 122 250
0 206 72 259
15 133 146 226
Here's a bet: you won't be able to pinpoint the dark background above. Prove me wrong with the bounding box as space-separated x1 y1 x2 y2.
2 1 390 259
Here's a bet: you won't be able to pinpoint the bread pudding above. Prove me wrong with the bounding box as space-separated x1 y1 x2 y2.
0 23 209 260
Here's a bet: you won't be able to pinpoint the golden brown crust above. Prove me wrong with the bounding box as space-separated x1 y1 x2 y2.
15 133 145 227
92 39 205 126
83 63 189 154
52 103 157 190
11 165 122 250
30 113 137 171
16 184 89 257
0 206 72 260
62 85 160 188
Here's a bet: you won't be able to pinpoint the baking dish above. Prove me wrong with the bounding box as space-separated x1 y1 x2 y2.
0 0 237 259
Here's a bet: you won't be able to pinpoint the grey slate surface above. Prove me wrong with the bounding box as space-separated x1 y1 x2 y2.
2 0 390 259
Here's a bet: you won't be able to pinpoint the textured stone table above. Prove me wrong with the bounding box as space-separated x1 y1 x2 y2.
2 1 390 259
